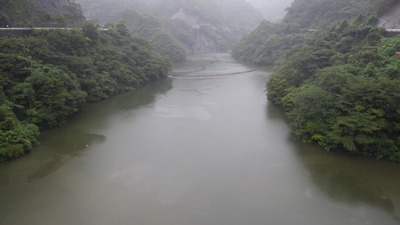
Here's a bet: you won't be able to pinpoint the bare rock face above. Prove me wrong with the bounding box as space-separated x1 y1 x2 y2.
378 2 400 29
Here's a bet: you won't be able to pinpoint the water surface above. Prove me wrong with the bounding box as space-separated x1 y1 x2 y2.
1 53 400 225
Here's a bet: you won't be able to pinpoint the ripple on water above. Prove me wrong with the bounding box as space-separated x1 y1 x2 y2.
155 105 213 121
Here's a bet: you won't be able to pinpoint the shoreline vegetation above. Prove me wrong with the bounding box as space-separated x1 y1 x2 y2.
0 21 171 161
3 0 400 163
232 0 400 162
266 18 400 162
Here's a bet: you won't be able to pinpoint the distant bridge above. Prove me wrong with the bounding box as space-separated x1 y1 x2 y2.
169 66 273 78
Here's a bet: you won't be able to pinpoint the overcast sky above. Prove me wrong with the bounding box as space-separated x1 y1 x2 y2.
77 0 295 23
246 0 294 21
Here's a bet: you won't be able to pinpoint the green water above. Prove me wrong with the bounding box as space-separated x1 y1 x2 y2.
1 53 400 225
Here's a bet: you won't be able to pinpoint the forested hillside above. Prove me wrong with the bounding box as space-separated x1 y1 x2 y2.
0 0 85 27
268 17 400 161
77 0 263 61
121 11 187 63
232 0 396 65
0 22 171 161
283 0 378 27
233 0 400 162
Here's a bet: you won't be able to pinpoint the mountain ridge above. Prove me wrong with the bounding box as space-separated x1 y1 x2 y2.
77 0 263 57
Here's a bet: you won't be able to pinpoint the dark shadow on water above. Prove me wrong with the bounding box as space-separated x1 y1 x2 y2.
27 130 107 181
77 78 173 118
266 101 288 121
119 78 173 110
294 141 397 214
27 78 173 181
0 78 174 183
266 100 400 221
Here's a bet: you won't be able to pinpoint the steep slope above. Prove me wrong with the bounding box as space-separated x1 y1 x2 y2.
232 0 390 65
266 17 400 162
0 0 85 27
0 23 171 161
0 2 171 161
283 0 379 28
232 0 400 162
77 0 263 56
122 11 187 63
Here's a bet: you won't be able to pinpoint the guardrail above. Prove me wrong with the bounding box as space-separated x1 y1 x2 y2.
308 28 400 33
0 27 109 31
386 29 400 32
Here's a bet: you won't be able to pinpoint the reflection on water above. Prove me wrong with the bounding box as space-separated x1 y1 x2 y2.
28 131 107 181
266 86 400 223
0 78 173 185
1 53 400 225
293 140 400 222
22 79 173 182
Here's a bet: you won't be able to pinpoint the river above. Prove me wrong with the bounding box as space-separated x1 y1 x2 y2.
1 53 400 225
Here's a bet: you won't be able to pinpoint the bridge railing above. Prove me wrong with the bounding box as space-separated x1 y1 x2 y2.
0 27 109 31
386 29 400 32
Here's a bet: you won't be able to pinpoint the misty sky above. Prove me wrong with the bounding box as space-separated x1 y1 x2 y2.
77 0 294 22
246 0 294 21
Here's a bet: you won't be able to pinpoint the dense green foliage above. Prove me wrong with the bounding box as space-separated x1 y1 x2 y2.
232 0 400 162
267 17 400 162
0 22 171 161
232 0 395 65
283 0 379 28
0 0 85 27
232 21 306 65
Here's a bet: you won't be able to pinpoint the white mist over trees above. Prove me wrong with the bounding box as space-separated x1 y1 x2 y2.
76 0 264 61
246 0 294 21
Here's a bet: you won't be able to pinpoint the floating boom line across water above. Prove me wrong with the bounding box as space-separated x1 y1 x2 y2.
169 65 273 78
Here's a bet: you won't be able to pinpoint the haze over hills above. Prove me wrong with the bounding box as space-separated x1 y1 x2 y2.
2 3 400 225
77 0 264 61
0 0 85 27
233 0 398 65
233 0 400 162
246 0 294 22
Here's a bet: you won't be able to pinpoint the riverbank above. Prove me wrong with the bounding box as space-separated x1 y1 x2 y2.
1 53 399 225
0 23 171 161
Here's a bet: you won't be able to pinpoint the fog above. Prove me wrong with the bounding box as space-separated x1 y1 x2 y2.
78 0 294 23
246 0 294 21
76 0 294 56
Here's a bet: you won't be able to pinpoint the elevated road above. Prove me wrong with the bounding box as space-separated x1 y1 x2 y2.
0 27 109 31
